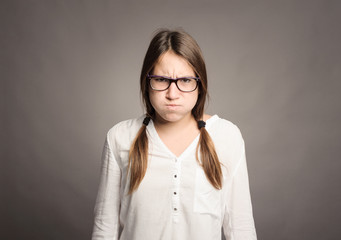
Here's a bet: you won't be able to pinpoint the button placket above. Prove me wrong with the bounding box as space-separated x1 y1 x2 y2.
172 157 181 218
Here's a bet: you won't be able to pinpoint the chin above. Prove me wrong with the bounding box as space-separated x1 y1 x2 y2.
157 112 186 123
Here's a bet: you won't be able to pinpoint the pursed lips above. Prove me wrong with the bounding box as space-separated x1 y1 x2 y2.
165 104 180 109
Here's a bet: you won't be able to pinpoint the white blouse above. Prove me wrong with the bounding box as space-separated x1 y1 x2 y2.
92 115 257 240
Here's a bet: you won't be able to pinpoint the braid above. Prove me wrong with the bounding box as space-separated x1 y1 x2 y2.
128 117 151 194
196 119 222 189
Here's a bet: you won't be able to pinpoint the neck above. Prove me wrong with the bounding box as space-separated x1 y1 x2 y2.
154 113 197 134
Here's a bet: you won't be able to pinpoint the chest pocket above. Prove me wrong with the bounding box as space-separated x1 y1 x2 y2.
193 167 222 217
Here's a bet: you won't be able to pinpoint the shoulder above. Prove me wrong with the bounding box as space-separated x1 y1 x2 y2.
208 115 243 142
106 115 145 149
208 116 246 174
107 116 144 135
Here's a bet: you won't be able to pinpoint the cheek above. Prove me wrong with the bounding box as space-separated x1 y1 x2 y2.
189 91 199 107
149 91 161 108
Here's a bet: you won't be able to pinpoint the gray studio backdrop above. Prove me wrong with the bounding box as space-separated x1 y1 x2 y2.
2 0 341 239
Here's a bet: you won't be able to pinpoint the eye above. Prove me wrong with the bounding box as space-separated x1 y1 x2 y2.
179 78 192 83
154 77 168 82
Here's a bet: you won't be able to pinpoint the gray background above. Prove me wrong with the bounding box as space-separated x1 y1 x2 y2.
1 0 341 239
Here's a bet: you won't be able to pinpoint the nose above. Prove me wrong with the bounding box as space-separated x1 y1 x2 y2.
166 82 180 99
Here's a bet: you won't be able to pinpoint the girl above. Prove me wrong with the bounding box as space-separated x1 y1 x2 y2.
92 29 257 240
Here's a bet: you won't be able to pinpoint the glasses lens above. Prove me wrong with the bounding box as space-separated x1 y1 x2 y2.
149 76 198 92
177 78 198 92
150 77 170 90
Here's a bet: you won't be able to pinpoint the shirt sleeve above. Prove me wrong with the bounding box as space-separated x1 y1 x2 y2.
223 137 257 240
92 131 121 240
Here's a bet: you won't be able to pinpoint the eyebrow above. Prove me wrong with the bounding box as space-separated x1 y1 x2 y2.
148 74 199 79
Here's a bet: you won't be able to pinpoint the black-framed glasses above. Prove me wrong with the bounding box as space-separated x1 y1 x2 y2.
147 74 200 92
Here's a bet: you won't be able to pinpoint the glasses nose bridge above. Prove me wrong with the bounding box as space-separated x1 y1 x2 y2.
168 78 181 91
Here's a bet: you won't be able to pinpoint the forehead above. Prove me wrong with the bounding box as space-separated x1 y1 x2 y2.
153 51 195 76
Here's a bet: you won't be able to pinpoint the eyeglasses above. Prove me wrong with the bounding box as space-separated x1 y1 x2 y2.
147 74 200 92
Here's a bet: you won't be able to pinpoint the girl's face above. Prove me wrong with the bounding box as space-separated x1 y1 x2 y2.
149 51 199 124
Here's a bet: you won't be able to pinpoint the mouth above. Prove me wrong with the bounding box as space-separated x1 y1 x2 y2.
165 104 180 109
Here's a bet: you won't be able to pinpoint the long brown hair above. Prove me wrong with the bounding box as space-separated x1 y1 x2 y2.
128 29 222 194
